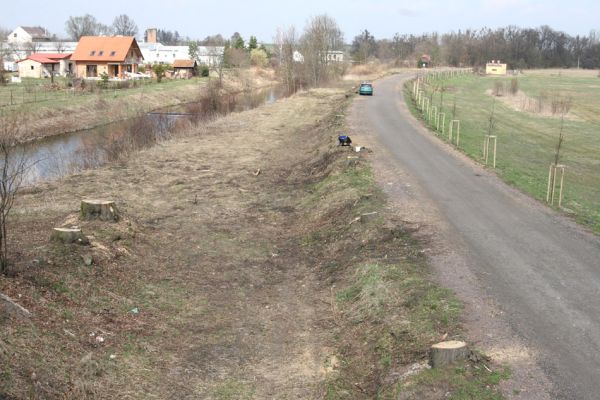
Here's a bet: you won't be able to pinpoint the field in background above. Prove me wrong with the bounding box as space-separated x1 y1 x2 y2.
407 69 600 233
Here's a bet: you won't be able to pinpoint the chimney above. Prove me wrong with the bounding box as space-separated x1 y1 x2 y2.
146 28 157 43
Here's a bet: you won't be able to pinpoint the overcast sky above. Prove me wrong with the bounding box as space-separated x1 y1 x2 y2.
3 0 599 42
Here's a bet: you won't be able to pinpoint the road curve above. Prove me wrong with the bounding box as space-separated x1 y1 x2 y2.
359 74 600 399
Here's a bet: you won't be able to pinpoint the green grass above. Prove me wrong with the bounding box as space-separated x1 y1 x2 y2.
211 379 255 400
397 364 510 399
406 71 600 233
314 152 505 399
0 77 209 111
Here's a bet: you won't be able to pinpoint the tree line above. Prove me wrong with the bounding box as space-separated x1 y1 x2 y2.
351 26 600 69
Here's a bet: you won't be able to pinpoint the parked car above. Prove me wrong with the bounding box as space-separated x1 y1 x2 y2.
359 82 373 96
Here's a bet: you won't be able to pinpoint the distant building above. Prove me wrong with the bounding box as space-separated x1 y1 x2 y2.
418 54 431 68
7 26 51 44
293 51 304 63
326 51 344 63
17 53 72 78
486 60 507 75
139 42 223 66
71 36 143 79
173 59 197 78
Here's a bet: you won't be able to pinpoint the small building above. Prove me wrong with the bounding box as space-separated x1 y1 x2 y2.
17 53 72 78
418 54 431 68
71 36 143 79
7 26 51 44
486 60 507 75
326 51 345 63
173 59 197 78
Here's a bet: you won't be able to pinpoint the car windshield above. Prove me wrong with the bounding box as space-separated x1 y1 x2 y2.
361 84 372 88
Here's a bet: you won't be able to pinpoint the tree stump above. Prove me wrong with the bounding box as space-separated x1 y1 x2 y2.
51 228 90 245
429 340 469 368
81 200 119 222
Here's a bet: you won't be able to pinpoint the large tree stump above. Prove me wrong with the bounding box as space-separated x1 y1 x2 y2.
81 200 119 222
429 340 469 368
51 228 90 245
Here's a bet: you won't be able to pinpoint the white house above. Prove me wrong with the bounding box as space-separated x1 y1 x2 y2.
139 42 224 66
7 26 50 44
326 51 345 63
17 53 73 78
293 51 304 63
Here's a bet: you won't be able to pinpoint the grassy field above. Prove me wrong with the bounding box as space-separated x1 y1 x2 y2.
1 68 277 142
407 69 600 233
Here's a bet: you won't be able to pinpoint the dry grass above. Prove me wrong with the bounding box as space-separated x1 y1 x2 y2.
2 87 352 399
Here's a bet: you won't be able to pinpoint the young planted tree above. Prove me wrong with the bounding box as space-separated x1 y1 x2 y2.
0 115 32 273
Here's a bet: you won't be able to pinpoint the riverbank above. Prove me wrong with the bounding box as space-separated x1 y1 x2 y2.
2 67 278 143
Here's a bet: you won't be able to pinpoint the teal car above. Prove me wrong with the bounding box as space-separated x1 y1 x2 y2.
359 82 373 96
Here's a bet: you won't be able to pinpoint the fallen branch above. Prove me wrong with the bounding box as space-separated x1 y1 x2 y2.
0 293 31 318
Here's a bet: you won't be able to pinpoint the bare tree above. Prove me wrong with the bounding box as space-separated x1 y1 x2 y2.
0 115 32 273
112 14 138 36
274 26 299 93
206 46 225 87
65 14 107 40
300 14 344 86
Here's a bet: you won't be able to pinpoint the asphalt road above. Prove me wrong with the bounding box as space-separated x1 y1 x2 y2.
361 74 600 399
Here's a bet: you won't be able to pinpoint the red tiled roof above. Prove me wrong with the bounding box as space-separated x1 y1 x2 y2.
173 59 196 68
17 53 72 64
71 36 143 62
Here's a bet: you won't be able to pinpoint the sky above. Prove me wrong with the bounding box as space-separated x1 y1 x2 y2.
3 0 600 43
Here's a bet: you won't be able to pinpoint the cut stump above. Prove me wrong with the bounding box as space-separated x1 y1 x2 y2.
81 200 119 222
51 228 90 245
429 340 469 368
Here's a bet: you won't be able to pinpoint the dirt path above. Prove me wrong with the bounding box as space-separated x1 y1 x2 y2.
6 89 347 399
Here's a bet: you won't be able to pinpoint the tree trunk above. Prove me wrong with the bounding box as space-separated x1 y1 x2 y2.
429 340 469 368
80 200 119 222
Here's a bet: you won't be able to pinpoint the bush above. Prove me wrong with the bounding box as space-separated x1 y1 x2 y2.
98 72 109 89
199 64 209 77
250 49 268 67
152 64 170 83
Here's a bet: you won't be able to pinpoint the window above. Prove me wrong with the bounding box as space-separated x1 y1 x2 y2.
98 51 104 56
31 65 34 70
110 51 116 56
14 33 17 38
90 50 96 56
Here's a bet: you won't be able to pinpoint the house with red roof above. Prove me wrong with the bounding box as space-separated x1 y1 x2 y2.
70 36 143 79
17 53 73 78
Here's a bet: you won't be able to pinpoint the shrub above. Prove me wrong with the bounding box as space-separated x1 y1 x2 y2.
98 72 109 89
250 49 268 67
199 64 209 77
152 64 170 83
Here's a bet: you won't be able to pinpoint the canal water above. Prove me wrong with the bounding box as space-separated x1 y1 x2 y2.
19 85 288 185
